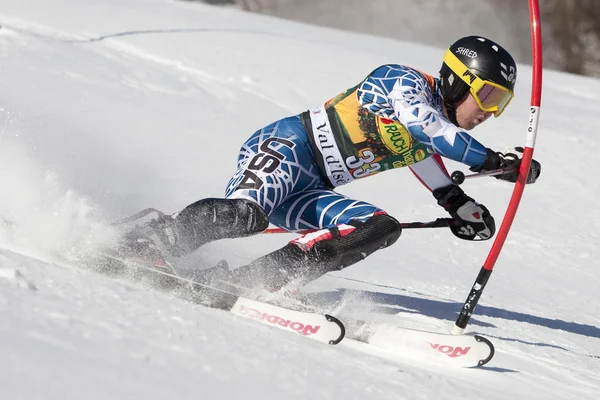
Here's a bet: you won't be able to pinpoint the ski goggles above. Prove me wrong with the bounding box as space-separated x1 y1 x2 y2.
443 50 514 117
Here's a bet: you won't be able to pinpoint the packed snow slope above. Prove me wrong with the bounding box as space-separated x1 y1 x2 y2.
0 0 598 399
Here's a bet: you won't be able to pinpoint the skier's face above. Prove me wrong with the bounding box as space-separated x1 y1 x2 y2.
455 93 493 130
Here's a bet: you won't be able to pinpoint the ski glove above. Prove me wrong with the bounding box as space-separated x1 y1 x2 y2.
473 147 541 184
433 184 495 241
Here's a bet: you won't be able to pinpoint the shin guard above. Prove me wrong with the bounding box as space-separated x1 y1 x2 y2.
230 213 401 290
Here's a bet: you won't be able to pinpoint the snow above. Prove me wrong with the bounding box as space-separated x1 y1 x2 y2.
0 0 598 398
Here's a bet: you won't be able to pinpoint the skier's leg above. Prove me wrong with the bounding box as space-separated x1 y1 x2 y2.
121 198 270 257
229 190 402 290
120 115 325 259
110 199 268 281
224 115 324 215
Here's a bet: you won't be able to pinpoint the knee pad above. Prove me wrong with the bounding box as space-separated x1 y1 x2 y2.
344 213 402 250
290 213 401 274
317 213 401 265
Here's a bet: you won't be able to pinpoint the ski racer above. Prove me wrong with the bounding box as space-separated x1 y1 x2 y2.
119 35 541 293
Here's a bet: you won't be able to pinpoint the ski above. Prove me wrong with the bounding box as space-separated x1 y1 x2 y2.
86 252 492 364
345 319 494 367
230 297 345 344
88 253 345 346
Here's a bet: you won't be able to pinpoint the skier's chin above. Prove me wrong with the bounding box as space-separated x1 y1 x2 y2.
459 121 475 131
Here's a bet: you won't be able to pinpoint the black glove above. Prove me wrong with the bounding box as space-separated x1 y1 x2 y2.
473 147 541 184
433 184 495 241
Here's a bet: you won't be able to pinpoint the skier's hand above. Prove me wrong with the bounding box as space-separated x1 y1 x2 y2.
473 147 541 184
433 185 495 241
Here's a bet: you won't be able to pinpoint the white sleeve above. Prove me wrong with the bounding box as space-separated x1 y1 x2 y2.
408 154 452 192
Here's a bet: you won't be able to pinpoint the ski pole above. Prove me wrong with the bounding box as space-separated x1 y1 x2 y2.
450 168 516 185
263 218 452 235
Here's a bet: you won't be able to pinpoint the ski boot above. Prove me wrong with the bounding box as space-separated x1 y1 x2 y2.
116 217 181 291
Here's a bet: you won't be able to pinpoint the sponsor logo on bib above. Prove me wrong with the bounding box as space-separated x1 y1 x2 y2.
377 117 413 155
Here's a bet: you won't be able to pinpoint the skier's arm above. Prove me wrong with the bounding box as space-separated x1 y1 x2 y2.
474 147 542 184
410 153 496 241
408 154 452 191
358 64 488 168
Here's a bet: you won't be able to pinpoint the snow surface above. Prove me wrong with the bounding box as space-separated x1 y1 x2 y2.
0 0 599 399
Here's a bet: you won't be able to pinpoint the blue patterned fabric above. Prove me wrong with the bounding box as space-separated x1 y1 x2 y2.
225 116 382 231
358 65 488 167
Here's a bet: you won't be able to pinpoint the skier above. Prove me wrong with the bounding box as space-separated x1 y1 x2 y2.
119 35 541 293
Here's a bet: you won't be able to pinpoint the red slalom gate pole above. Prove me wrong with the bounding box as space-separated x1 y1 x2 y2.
452 0 543 335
